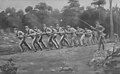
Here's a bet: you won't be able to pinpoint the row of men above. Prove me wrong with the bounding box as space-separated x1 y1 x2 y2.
14 21 105 52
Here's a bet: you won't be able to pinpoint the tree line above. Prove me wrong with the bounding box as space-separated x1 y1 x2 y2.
0 0 119 37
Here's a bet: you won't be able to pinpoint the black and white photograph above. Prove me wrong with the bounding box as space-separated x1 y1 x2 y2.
0 0 120 74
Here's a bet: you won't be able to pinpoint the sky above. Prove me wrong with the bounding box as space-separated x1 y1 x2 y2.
0 0 120 11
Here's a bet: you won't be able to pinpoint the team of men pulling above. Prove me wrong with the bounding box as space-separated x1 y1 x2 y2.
14 21 105 52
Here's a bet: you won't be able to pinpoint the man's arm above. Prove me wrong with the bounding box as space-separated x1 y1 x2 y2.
17 31 25 38
46 28 52 33
29 29 36 36
90 26 96 30
101 25 105 32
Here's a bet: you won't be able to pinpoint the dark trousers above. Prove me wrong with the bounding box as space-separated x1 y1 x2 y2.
60 35 70 47
52 34 59 48
19 37 31 52
38 35 47 49
32 36 42 51
48 35 59 49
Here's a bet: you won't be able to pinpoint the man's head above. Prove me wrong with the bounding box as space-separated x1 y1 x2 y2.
85 28 88 30
56 24 59 28
67 25 70 28
43 24 46 27
95 21 100 26
14 28 18 33
25 26 29 31
34 26 38 31
77 26 80 29
50 26 53 29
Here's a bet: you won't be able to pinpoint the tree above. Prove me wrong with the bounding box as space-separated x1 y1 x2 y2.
112 5 120 36
109 0 114 39
79 6 99 28
5 7 22 28
68 0 80 8
5 7 16 15
34 2 52 26
91 0 106 22
16 10 24 18
61 0 81 27
23 6 40 28
91 0 106 7
25 6 33 13
45 9 61 26
0 11 9 29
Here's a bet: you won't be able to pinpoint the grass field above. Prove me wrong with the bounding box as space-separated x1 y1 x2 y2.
0 35 119 74
0 42 115 74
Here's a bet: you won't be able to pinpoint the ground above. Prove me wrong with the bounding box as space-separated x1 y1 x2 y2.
0 34 118 74
0 42 115 74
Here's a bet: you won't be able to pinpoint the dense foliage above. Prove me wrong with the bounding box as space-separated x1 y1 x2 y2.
0 0 119 37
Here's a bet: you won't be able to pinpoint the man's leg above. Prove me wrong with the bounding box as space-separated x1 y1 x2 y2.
74 37 77 47
101 41 104 50
89 36 93 45
23 41 32 51
74 36 79 46
61 34 70 47
36 41 42 51
98 41 101 51
52 38 59 49
71 36 75 47
48 36 54 49
19 39 25 52
41 40 47 49
80 34 85 46
64 38 70 47
53 35 59 48
34 36 42 51
85 38 88 46
76 36 81 46
91 36 95 45
38 35 47 49
32 38 38 51
59 35 64 47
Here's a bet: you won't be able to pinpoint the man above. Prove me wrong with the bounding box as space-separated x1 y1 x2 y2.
25 26 42 51
49 26 59 49
56 24 64 36
92 30 98 45
67 25 77 47
43 24 52 36
84 28 93 46
33 26 44 51
98 33 106 50
25 26 34 39
76 27 85 46
14 28 32 52
95 21 105 32
91 21 105 41
43 25 58 49
35 27 48 49
56 24 70 48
